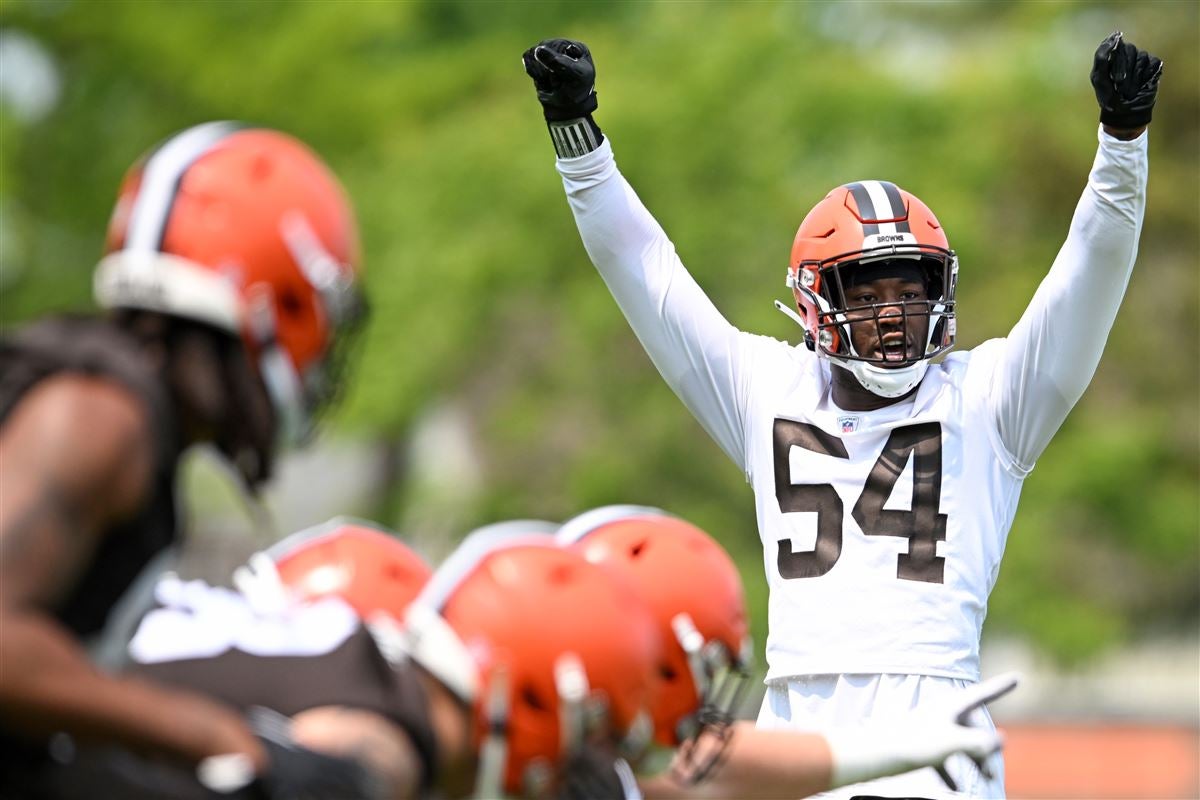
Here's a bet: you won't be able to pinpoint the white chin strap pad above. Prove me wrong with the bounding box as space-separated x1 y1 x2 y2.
840 358 930 398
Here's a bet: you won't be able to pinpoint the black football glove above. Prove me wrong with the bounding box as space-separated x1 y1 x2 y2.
198 708 384 800
555 748 638 800
254 733 382 800
1091 31 1163 130
522 38 598 122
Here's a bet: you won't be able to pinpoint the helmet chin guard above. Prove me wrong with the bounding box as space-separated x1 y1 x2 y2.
835 357 929 399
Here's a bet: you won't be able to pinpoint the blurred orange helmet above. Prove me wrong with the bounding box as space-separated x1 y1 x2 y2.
234 518 430 621
783 180 958 398
96 122 365 442
405 524 660 798
557 506 752 756
273 518 430 619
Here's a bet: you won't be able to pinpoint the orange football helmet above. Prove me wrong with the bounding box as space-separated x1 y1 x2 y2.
96 122 365 442
783 180 958 397
405 528 661 798
557 505 752 760
233 517 430 621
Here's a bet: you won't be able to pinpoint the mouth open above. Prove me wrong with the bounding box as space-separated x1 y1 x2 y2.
877 336 913 364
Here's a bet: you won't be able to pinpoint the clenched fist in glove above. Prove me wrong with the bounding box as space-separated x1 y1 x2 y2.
523 38 604 158
1091 31 1163 135
522 38 598 121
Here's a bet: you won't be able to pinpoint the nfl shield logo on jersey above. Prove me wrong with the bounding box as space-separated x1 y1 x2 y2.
839 415 860 433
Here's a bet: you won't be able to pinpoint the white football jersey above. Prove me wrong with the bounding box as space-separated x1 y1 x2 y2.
743 338 1018 681
556 124 1147 690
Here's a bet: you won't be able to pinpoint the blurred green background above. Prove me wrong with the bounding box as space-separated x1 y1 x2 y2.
1 0 1196 670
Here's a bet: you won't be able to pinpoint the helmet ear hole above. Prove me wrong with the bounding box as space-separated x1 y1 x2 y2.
521 683 549 712
278 288 304 317
629 539 648 558
659 663 679 682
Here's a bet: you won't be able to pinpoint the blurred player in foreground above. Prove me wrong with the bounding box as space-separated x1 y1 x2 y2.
45 519 427 799
524 30 1159 797
50 520 661 800
558 506 1016 798
0 123 366 796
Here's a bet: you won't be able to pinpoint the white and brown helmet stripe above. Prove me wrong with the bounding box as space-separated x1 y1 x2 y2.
123 121 243 253
843 180 912 236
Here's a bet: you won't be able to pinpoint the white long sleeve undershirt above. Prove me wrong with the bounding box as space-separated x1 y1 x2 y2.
989 126 1148 472
557 126 1148 476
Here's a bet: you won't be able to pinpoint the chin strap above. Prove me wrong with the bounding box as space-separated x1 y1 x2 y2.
556 654 589 755
835 357 930 399
773 300 817 352
473 665 509 800
671 613 710 703
247 288 311 446
773 299 806 329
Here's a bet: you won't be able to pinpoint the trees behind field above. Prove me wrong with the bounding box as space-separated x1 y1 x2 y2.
1 0 1195 667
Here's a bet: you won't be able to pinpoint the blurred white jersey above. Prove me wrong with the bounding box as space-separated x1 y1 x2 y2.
128 575 360 664
555 126 1147 797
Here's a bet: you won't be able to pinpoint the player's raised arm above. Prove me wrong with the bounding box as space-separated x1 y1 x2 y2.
992 33 1160 471
522 39 760 470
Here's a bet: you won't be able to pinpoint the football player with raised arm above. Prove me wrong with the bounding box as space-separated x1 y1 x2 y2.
522 32 1161 798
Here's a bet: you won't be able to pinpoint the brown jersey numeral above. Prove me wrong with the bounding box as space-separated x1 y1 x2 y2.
773 420 947 584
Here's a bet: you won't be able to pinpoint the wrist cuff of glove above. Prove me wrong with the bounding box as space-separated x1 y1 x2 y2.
1099 109 1152 129
547 116 604 159
825 727 914 788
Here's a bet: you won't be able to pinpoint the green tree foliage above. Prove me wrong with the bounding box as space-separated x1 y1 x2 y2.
1 0 1196 665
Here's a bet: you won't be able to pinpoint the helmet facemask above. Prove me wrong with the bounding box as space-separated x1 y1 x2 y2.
668 614 753 786
789 245 958 398
274 209 369 441
252 281 367 446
